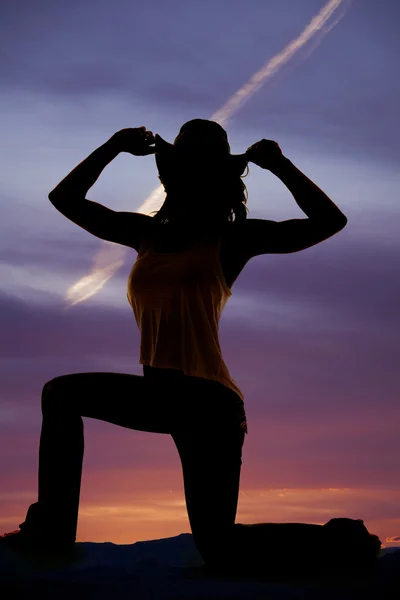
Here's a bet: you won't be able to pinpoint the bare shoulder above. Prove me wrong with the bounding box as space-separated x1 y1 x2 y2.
227 217 347 259
221 218 274 259
113 211 156 252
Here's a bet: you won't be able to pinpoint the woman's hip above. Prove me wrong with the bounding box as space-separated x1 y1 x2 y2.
143 365 247 439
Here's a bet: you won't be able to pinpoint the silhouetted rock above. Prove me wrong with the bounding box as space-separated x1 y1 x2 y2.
0 533 398 600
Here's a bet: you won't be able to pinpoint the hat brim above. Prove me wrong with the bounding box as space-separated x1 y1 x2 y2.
154 134 248 175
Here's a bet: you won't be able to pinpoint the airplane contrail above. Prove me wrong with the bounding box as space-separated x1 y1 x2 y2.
65 0 350 308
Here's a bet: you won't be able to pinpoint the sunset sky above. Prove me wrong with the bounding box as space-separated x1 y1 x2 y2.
1 0 399 548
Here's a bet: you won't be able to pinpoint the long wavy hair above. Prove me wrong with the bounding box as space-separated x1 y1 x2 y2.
149 119 250 230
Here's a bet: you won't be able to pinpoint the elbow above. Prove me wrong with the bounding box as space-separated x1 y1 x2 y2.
332 212 347 231
48 191 69 206
48 191 59 202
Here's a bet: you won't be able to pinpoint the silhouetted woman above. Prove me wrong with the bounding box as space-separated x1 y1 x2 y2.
1 119 350 570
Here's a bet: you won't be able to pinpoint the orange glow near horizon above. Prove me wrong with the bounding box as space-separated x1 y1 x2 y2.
78 485 400 547
2 485 398 548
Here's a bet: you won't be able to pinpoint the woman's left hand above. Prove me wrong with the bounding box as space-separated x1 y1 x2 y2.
246 139 285 171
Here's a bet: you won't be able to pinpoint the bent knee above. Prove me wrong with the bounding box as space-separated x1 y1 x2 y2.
41 375 71 413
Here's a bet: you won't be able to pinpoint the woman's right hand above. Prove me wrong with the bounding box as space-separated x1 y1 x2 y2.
109 127 156 156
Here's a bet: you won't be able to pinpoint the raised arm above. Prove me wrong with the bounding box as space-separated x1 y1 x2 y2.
267 153 347 225
48 128 156 251
239 140 347 257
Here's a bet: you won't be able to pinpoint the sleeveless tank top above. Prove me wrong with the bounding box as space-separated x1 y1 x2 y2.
126 232 244 402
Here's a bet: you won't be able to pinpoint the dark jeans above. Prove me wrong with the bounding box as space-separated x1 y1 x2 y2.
19 365 247 565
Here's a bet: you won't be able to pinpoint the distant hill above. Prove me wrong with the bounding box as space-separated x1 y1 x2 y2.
1 533 399 599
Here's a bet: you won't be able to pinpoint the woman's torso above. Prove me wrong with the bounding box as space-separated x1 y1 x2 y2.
145 220 249 290
133 220 248 392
